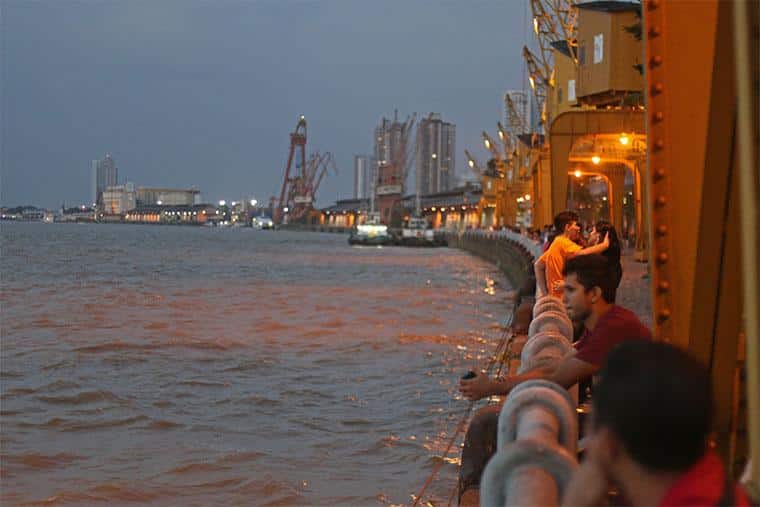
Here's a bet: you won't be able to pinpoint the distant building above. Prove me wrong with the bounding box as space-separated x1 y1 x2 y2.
353 155 375 199
415 113 456 195
91 153 118 206
101 182 137 214
135 187 201 207
125 204 215 225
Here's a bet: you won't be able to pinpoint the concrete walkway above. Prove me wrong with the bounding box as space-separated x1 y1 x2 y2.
617 250 653 329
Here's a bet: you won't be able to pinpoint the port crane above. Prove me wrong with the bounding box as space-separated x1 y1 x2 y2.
274 116 336 224
523 0 578 127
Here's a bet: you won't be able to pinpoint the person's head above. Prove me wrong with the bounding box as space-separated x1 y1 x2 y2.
587 341 712 477
561 254 615 322
553 211 580 240
594 220 621 253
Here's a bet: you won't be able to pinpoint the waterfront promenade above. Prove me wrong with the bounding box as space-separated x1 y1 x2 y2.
617 252 653 329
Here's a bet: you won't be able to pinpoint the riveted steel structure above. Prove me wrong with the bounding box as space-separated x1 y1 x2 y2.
643 0 759 491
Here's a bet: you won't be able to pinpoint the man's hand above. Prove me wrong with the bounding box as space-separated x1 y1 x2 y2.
561 458 609 507
459 370 496 401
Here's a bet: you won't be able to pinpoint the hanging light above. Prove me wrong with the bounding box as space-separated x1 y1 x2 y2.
574 170 583 178
619 133 630 146
591 155 601 165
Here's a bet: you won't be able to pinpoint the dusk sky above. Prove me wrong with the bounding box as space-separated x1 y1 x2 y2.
1 0 529 209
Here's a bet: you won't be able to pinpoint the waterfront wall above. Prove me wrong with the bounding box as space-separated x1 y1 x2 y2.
445 230 541 290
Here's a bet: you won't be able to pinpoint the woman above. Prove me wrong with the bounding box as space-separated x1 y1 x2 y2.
593 220 623 301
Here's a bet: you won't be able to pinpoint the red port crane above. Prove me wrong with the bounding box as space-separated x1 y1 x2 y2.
274 116 336 224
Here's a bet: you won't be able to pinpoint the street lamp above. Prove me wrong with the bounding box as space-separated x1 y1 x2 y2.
250 199 258 207
219 200 226 206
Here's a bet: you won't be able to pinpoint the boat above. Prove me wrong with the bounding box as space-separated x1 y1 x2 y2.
252 215 274 230
348 212 393 246
399 216 444 247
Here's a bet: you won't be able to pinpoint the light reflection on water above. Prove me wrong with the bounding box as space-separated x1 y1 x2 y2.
1 222 511 506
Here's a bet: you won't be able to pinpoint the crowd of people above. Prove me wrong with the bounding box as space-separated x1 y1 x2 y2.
455 210 753 506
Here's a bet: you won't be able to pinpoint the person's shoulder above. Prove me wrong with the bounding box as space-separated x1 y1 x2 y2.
552 235 579 252
602 306 653 338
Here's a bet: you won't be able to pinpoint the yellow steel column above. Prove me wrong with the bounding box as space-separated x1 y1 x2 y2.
644 0 751 473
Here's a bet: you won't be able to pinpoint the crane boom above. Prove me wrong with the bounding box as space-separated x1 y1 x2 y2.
464 149 484 177
505 94 528 136
523 46 549 126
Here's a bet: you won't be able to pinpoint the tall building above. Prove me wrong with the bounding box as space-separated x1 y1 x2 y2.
353 155 375 199
374 114 406 171
415 113 456 195
91 153 118 206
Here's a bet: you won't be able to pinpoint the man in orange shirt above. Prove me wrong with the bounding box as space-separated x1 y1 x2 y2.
535 211 610 298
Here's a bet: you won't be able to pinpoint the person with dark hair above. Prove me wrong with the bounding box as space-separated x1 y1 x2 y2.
457 254 651 505
534 211 610 298
591 220 623 300
562 341 752 507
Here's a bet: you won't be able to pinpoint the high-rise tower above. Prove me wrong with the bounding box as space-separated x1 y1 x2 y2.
415 113 456 195
91 153 118 206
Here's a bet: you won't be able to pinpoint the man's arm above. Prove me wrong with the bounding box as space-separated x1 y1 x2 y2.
548 356 598 389
459 351 598 400
534 257 548 297
560 459 610 507
571 232 609 258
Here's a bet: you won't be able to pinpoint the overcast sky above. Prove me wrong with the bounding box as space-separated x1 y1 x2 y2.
1 0 529 208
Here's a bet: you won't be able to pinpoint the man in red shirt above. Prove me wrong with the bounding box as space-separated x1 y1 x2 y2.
562 341 752 507
457 255 651 505
460 255 651 400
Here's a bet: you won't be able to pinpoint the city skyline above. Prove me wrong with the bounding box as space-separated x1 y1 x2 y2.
1 1 528 209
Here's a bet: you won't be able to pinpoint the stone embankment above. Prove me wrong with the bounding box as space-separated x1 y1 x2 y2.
445 230 541 293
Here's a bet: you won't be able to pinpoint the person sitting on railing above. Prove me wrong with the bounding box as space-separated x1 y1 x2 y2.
457 254 651 506
562 341 753 507
534 211 610 299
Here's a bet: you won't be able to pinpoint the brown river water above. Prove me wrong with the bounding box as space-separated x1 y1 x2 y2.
0 222 511 506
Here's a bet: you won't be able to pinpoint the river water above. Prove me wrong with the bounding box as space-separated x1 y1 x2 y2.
1 222 512 506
